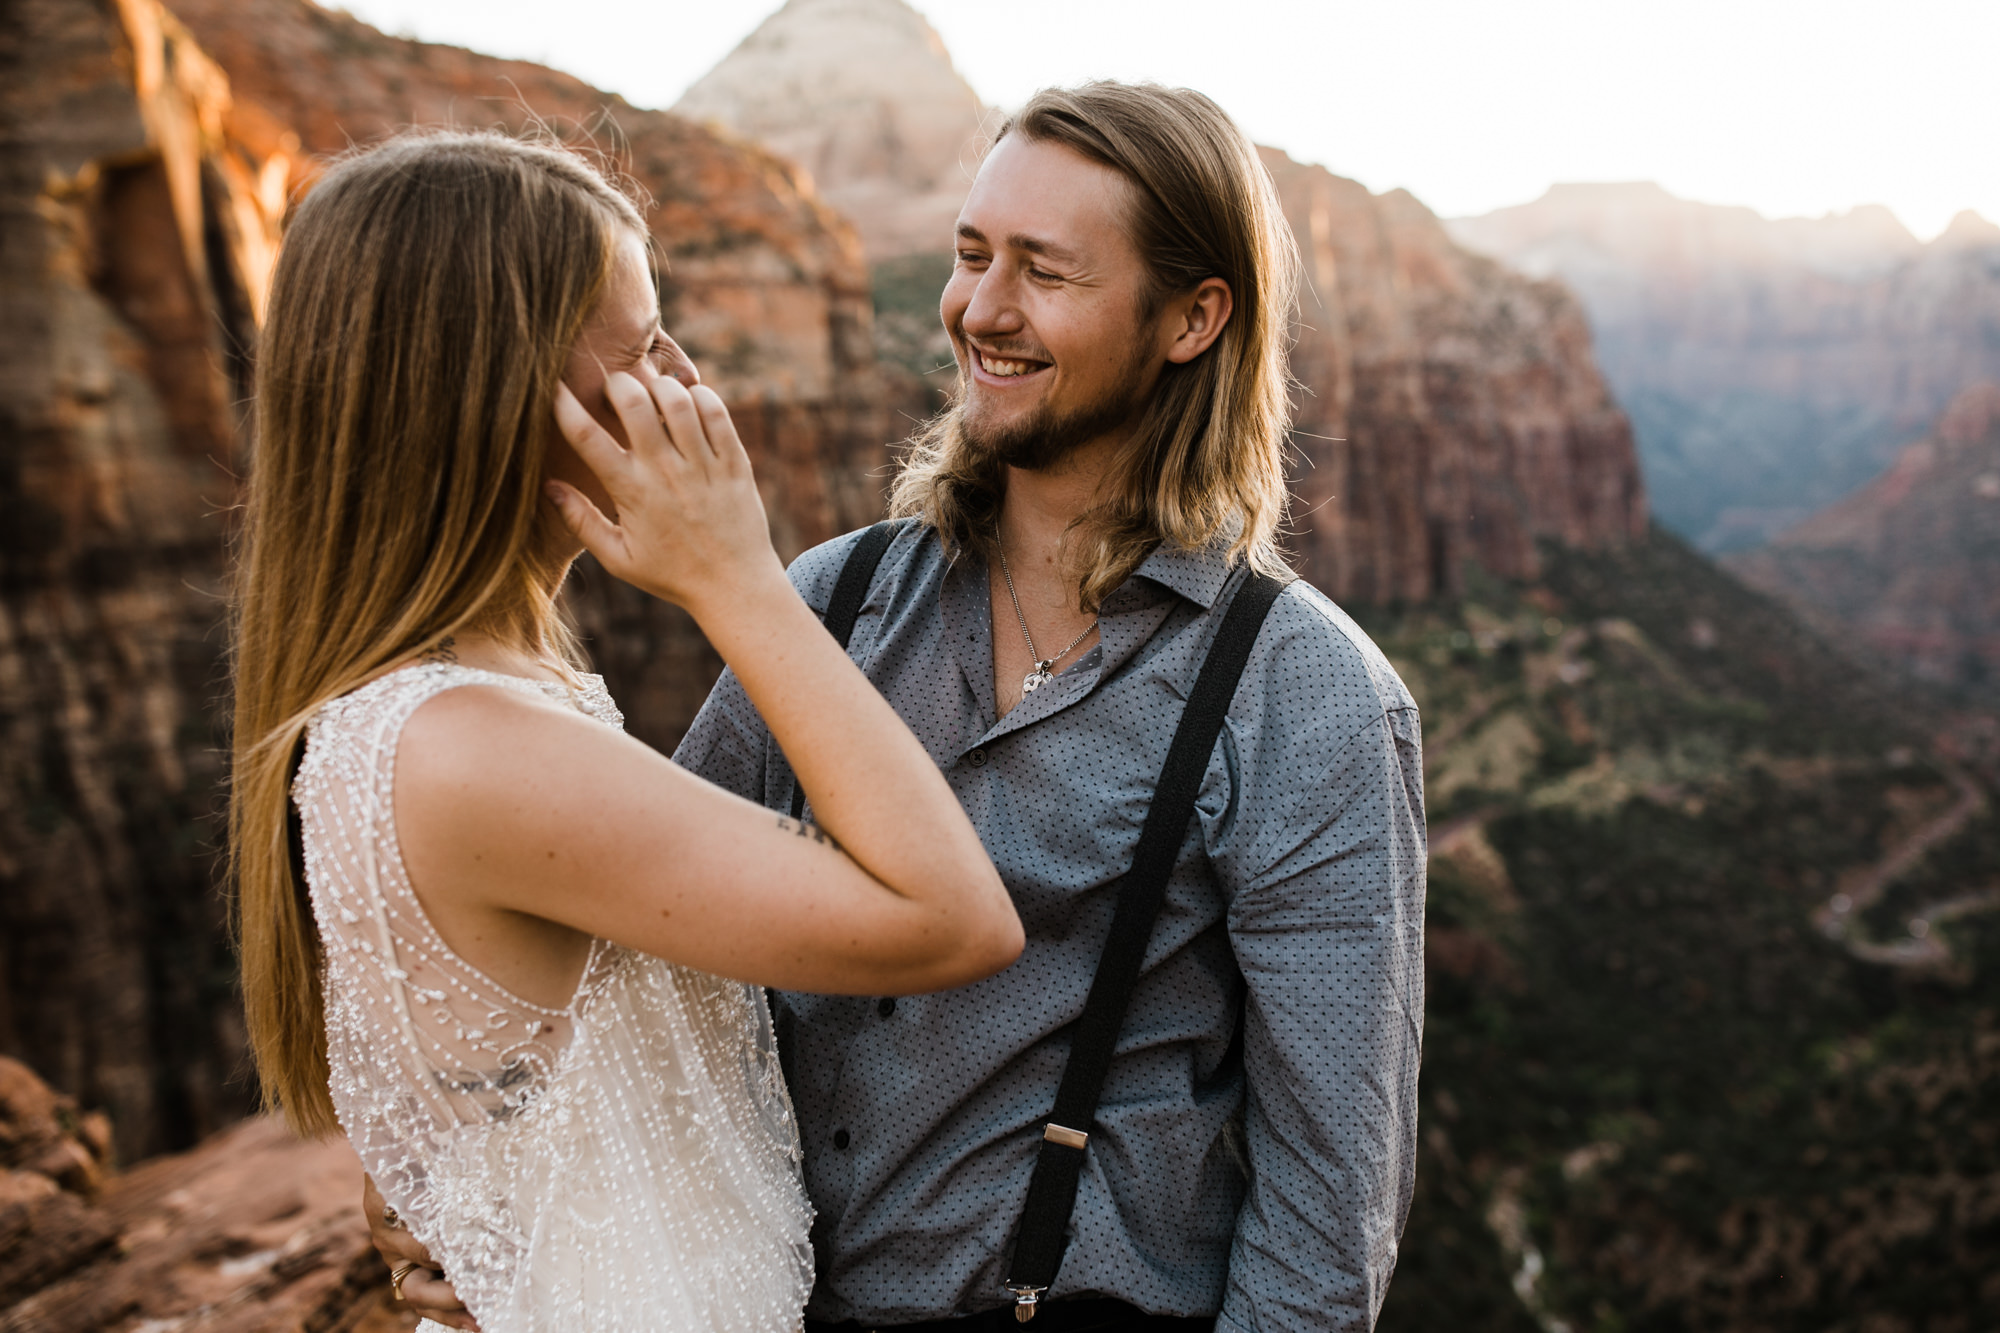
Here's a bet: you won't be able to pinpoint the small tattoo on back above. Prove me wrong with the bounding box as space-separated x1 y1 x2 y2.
421 635 460 665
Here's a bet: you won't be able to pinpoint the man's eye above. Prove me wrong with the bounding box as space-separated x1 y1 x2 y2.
955 251 989 266
1028 267 1061 283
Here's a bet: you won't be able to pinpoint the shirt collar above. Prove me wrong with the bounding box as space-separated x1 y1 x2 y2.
1127 530 1239 611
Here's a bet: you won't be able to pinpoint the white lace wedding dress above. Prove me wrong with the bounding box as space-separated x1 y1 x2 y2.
294 662 814 1332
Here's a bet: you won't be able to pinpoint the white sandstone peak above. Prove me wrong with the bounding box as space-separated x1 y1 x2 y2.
675 0 996 260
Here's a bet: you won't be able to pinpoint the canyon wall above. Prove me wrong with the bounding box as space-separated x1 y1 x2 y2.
1450 183 2000 552
1 0 277 1163
1264 152 1646 604
1727 381 2000 698
0 0 905 1162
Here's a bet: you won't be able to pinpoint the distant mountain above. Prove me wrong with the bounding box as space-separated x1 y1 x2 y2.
1450 184 2000 552
674 0 992 261
1727 382 2000 699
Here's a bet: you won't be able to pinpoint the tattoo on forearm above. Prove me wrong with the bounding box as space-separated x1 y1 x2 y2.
776 814 840 850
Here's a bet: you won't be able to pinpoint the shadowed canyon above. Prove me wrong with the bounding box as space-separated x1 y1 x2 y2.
2 0 1996 1329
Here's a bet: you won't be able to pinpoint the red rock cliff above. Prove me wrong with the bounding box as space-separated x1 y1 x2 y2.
1263 151 1647 604
1 0 274 1162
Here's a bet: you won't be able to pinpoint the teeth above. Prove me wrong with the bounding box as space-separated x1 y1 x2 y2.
979 353 1038 378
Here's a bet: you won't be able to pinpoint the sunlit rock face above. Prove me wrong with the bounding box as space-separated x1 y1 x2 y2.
1 0 909 1161
1450 183 2000 553
1727 381 2000 698
1263 152 1647 604
674 0 993 262
0 0 280 1163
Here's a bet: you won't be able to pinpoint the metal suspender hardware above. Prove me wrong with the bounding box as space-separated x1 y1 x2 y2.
1001 569 1291 1321
788 520 902 821
1042 1124 1088 1150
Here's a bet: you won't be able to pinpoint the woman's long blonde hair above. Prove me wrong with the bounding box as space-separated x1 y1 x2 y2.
891 82 1301 609
231 130 645 1134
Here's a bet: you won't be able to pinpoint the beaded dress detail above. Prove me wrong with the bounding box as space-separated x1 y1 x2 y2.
295 663 812 1332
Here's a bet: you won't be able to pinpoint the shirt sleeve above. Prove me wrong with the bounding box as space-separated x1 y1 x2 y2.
670 663 769 799
668 527 868 800
1218 699 1426 1333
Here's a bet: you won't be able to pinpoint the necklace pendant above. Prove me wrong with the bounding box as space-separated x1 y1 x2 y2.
1023 667 1053 694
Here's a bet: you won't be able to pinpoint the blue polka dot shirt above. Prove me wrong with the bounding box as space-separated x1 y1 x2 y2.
672 523 1425 1332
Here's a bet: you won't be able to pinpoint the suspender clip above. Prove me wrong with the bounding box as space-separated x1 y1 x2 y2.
1005 1285 1047 1322
1042 1122 1089 1150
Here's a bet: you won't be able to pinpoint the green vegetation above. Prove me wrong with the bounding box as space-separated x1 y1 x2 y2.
1371 530 2000 1332
870 250 958 389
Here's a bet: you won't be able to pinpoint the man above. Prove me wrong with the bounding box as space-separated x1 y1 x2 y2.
381 81 1424 1332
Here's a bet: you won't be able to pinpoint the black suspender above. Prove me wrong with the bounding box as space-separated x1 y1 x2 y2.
798 529 1291 1322
789 519 902 821
1003 568 1291 1320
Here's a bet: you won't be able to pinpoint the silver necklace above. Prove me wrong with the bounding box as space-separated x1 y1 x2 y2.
998 546 1098 694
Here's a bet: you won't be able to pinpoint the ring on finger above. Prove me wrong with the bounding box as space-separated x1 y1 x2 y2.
390 1260 420 1302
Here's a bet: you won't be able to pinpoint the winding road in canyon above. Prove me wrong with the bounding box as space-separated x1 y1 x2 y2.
1815 764 1995 970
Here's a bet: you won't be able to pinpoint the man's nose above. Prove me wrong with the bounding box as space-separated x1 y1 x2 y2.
960 265 1025 339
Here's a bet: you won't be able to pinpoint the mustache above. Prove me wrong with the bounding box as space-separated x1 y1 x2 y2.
965 341 1052 364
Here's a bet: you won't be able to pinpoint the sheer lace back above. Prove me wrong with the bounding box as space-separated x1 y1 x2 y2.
296 663 812 1332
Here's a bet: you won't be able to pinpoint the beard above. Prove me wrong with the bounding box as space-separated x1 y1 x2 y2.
955 343 1155 472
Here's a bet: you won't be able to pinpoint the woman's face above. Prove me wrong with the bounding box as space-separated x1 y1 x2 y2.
549 230 698 534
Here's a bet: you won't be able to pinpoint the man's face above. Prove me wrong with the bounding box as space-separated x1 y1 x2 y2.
941 135 1169 471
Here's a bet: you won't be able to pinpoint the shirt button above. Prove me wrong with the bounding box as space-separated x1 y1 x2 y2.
833 1129 851 1150
877 997 897 1018
968 748 988 767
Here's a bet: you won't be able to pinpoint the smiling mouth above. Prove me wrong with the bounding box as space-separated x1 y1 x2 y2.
975 350 1048 378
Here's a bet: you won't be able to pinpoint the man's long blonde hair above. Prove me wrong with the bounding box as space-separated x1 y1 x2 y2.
230 131 645 1135
891 82 1301 609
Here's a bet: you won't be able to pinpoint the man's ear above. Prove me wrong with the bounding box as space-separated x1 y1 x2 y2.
1163 277 1234 365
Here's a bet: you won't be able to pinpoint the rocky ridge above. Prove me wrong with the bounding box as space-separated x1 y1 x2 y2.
0 1057 410 1333
1 0 1650 1172
1449 183 2000 552
1727 381 2000 698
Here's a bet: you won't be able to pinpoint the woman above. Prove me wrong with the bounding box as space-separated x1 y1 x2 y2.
231 130 1022 1332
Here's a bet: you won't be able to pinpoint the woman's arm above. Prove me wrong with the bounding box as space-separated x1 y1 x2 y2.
397 366 1020 996
397 683 1017 995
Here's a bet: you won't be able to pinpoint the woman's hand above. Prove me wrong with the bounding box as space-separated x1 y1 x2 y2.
548 367 786 620
361 1174 478 1330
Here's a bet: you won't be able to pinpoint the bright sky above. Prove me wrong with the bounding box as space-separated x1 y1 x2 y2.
335 0 1994 240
